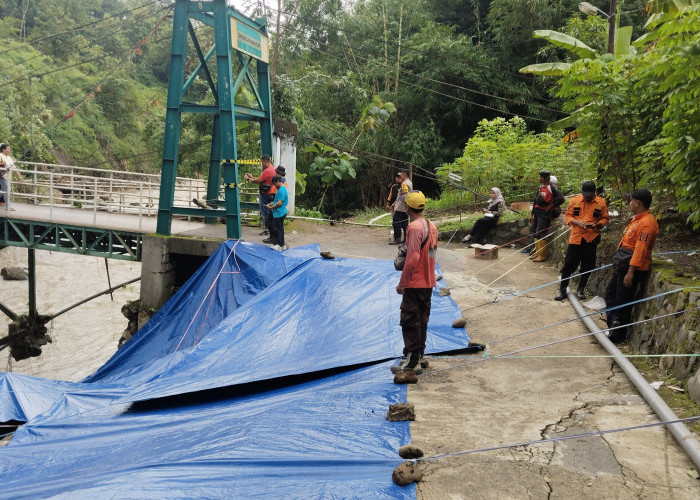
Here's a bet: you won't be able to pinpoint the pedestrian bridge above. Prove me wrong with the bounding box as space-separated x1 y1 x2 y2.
0 162 259 261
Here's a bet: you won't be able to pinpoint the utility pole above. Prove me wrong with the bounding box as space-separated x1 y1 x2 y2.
607 0 617 54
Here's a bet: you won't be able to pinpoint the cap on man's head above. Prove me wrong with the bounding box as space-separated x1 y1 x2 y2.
581 181 596 195
627 188 652 209
271 175 283 184
395 171 402 178
405 190 426 210
275 166 286 176
261 154 272 163
539 169 551 178
400 168 410 176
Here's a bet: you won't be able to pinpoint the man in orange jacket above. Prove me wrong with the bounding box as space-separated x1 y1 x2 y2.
605 189 658 343
555 181 609 300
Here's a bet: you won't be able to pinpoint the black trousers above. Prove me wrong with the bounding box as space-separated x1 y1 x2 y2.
469 216 498 244
605 263 649 340
270 215 285 246
530 207 551 240
393 211 408 242
561 238 599 290
400 288 432 355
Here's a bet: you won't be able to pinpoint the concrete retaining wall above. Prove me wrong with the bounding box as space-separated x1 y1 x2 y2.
438 218 531 245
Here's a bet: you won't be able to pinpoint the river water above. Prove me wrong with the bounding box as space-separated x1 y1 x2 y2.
0 246 141 382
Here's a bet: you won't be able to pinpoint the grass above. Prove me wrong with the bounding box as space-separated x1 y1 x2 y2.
433 209 528 232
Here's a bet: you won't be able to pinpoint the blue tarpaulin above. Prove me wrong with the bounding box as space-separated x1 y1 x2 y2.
0 240 470 497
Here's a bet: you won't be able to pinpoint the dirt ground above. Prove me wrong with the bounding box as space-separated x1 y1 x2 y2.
275 219 700 500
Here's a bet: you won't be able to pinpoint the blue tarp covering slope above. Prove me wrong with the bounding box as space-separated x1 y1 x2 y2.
0 240 471 497
2 363 413 499
85 241 321 383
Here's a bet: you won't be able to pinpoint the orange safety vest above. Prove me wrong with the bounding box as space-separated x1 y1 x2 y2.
564 194 609 244
618 210 658 271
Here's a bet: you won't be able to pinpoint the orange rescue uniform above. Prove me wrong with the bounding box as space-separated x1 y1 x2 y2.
564 194 609 244
618 210 658 271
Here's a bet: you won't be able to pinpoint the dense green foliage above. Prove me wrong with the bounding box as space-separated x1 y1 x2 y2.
1 0 697 228
437 117 593 202
536 3 700 227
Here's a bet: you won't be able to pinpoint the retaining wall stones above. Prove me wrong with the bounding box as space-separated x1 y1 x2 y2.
548 224 700 401
438 218 530 245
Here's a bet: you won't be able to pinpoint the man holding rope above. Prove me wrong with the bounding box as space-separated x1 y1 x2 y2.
605 189 658 343
555 181 609 301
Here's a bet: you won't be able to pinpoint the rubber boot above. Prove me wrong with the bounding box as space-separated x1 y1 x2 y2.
554 283 567 301
531 239 547 262
403 351 423 375
419 348 429 368
576 287 587 299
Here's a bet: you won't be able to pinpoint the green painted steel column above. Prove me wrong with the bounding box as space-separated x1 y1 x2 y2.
213 0 241 239
256 61 274 158
156 0 189 236
28 248 37 324
205 114 222 223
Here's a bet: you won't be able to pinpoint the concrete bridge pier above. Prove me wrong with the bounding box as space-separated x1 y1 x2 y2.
139 235 224 328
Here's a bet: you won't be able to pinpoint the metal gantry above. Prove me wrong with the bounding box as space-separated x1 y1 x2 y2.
157 0 274 239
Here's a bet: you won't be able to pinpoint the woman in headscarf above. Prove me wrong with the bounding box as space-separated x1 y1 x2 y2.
0 143 23 211
462 187 506 244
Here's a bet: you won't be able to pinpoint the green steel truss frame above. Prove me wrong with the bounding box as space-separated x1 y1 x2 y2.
156 0 273 239
0 218 142 261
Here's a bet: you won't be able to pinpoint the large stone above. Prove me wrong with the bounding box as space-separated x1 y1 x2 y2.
452 317 467 328
392 461 424 486
386 403 416 422
688 368 700 405
1 267 28 281
398 444 424 459
393 371 418 384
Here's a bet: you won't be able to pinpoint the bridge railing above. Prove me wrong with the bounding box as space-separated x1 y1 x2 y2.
4 161 261 230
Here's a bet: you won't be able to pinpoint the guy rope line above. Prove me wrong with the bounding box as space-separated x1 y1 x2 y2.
415 416 700 463
174 240 242 352
425 304 700 376
488 287 695 347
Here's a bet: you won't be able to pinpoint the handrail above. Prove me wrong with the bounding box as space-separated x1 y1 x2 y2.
4 161 260 227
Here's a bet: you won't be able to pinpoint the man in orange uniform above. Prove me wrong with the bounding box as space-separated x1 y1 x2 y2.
526 170 565 262
605 189 658 343
395 191 438 374
555 181 609 301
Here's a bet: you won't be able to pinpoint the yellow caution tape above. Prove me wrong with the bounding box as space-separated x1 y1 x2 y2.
220 158 274 165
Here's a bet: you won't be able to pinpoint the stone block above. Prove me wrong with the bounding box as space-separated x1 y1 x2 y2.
689 368 700 405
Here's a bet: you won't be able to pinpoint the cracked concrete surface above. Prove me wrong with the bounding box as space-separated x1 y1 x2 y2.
411 246 700 499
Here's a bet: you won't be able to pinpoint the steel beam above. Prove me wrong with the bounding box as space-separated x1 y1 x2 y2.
0 218 142 261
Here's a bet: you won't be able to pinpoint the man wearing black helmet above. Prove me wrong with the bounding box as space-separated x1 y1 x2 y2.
555 181 609 301
525 170 565 262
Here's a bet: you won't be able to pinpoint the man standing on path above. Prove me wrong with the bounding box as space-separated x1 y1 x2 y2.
395 191 438 374
244 155 276 237
387 171 402 244
390 169 413 245
265 175 288 249
525 169 565 262
555 181 609 301
605 189 658 343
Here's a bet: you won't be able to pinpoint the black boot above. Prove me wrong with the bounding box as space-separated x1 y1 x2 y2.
403 351 423 375
419 348 429 368
554 284 567 301
576 287 587 299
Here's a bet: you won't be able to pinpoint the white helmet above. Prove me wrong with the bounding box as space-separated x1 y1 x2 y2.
550 175 558 186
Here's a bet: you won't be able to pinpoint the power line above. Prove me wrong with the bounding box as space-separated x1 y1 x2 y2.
0 0 165 57
282 23 565 117
268 4 552 85
300 40 553 125
0 3 171 74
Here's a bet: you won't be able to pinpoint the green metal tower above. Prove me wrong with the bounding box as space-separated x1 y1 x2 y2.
156 0 274 239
